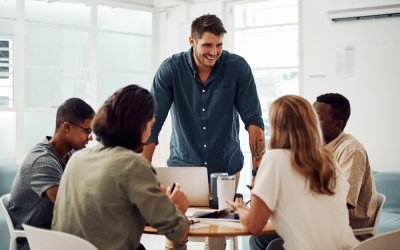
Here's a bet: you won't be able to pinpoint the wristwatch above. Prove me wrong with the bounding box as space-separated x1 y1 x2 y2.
251 167 259 177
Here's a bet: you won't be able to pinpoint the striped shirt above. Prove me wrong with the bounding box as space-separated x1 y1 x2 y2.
8 137 66 249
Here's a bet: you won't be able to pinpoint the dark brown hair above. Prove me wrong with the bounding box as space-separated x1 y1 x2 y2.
191 14 227 39
55 98 94 131
93 84 154 152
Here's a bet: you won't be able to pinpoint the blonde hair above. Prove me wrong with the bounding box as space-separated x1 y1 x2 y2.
269 95 337 195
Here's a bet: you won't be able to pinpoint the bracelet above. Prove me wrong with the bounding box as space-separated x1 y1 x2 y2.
251 167 259 176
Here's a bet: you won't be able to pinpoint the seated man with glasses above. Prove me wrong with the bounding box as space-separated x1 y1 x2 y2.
7 98 95 250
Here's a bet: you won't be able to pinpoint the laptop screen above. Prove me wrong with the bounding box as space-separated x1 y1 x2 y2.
155 167 210 207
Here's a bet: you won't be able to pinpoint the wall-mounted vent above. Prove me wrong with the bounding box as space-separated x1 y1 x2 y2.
327 4 400 22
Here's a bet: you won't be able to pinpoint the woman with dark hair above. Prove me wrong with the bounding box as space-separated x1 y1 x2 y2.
228 95 359 250
52 84 189 250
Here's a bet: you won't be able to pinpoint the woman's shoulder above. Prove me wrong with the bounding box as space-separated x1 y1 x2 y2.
260 149 291 169
264 149 291 158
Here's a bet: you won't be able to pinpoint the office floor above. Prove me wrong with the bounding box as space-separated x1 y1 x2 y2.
140 234 250 250
0 231 250 250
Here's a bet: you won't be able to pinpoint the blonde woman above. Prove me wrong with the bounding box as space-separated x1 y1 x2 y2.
228 95 358 250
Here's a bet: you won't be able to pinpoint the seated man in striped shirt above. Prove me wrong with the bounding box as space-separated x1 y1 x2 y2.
7 98 95 250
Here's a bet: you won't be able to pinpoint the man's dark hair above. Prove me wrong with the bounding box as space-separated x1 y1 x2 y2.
55 98 95 131
93 84 154 153
316 93 351 129
191 14 227 39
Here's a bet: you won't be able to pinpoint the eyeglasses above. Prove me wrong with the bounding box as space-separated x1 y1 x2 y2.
70 122 93 136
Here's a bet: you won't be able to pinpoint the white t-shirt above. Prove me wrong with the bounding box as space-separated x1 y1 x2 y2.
252 149 359 250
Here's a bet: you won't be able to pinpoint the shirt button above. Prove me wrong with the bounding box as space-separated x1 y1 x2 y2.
204 162 208 165
202 108 205 111
202 89 205 93
203 144 207 148
203 126 206 130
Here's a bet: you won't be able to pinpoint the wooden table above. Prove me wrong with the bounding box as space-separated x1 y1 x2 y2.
144 219 275 250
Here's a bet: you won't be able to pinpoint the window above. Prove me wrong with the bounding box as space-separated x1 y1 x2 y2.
0 0 154 165
232 0 299 193
23 0 91 152
0 38 13 108
96 6 153 107
0 19 15 162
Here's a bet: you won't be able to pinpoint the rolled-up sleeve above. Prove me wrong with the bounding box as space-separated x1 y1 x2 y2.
128 159 187 241
340 149 366 208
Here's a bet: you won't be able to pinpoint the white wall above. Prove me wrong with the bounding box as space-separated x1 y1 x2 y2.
301 0 400 171
153 0 400 172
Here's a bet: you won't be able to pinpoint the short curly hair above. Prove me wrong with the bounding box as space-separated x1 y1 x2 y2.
316 93 351 129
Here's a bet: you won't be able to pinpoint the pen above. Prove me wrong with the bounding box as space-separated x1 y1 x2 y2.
246 185 253 190
171 182 176 193
189 219 200 225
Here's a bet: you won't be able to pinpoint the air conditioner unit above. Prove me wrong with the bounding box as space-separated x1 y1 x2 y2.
327 2 400 22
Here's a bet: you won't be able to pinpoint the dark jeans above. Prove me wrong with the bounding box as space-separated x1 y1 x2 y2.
249 233 281 250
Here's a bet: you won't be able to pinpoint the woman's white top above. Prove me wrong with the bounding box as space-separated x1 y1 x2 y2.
252 149 359 250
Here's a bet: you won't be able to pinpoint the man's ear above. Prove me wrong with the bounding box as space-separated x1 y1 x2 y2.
189 36 196 47
61 121 71 133
335 120 344 131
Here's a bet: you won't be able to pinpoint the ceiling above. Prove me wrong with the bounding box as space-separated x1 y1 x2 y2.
108 0 220 8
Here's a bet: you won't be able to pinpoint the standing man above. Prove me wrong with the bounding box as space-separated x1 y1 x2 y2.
314 93 378 234
143 14 265 185
7 98 95 250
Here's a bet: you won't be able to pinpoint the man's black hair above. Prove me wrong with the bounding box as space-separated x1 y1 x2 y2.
55 98 95 131
316 93 351 130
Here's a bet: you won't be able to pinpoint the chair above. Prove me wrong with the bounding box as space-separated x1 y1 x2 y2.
351 229 400 250
353 193 386 237
188 236 238 250
265 238 284 250
0 194 26 250
23 224 98 250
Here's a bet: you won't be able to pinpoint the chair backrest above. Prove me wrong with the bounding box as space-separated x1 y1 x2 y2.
373 193 386 228
351 229 400 250
23 224 98 250
353 193 386 237
0 193 26 250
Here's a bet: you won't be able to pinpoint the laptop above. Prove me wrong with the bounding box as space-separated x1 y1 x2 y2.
155 167 209 207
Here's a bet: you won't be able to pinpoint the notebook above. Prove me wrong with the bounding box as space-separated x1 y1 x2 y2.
155 166 210 206
185 207 240 222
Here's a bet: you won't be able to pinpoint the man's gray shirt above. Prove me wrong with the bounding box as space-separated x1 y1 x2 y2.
8 137 66 249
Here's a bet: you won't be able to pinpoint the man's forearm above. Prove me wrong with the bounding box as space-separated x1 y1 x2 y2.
248 124 265 169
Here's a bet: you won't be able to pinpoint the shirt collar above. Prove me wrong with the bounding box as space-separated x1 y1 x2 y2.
186 47 196 75
45 136 68 169
327 131 346 149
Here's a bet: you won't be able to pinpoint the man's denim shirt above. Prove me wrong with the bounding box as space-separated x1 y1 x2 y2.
149 48 264 176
